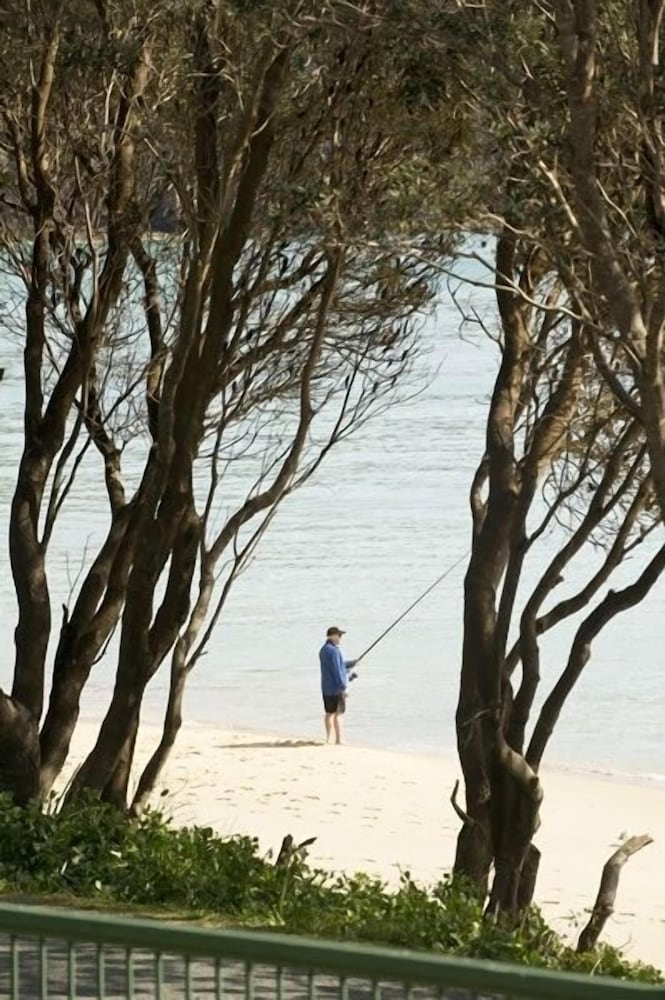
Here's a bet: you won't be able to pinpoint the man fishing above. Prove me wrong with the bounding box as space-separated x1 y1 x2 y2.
319 626 357 745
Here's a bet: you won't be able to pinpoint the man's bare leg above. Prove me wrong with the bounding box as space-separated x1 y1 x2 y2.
324 713 334 743
334 712 345 745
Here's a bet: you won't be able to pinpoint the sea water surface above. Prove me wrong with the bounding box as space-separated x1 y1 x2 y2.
0 276 663 782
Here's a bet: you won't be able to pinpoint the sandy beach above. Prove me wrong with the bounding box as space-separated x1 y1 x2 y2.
64 720 665 971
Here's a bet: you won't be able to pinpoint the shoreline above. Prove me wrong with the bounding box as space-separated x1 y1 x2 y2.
135 712 665 791
63 718 665 972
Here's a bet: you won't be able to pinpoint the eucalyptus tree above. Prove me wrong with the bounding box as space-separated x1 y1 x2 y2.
0 0 458 808
429 2 665 926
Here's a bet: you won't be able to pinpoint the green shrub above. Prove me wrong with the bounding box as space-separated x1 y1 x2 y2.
0 793 281 912
0 794 660 984
278 871 662 982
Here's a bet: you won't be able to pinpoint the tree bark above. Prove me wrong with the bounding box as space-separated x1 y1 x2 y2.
0 693 41 805
516 843 541 911
130 654 188 817
486 749 543 920
450 779 491 889
10 28 60 723
101 712 139 809
38 508 136 798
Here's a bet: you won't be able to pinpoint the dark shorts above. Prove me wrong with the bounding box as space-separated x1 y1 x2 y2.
322 693 346 715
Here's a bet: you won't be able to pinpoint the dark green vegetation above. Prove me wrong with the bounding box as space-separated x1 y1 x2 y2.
0 797 660 985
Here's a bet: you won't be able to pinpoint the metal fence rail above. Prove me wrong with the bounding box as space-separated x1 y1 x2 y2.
0 902 662 1000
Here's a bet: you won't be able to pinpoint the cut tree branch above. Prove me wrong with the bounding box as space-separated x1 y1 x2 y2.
577 834 653 952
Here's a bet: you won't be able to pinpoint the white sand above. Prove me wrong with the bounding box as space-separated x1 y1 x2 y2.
64 720 665 971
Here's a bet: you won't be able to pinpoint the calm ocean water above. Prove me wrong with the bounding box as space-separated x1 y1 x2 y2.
0 277 663 782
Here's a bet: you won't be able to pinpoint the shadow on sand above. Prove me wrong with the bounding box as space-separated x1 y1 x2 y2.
215 739 324 750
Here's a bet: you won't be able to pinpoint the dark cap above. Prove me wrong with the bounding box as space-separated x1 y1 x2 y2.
326 626 346 637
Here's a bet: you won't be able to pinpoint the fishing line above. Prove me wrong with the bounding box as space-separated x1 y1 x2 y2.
354 550 468 667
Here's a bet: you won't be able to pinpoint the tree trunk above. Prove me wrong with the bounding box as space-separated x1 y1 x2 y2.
38 511 136 799
101 712 140 809
454 233 582 916
0 693 41 805
516 843 541 911
130 658 188 817
453 233 529 893
486 780 540 920
65 686 143 799
453 687 494 892
453 820 493 889
454 517 520 894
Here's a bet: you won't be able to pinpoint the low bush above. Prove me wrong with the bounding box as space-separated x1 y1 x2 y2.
0 794 660 984
0 794 279 913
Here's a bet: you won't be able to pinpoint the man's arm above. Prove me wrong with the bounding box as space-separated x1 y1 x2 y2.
320 644 346 692
334 648 348 692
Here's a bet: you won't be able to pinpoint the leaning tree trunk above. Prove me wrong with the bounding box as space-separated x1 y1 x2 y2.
100 712 140 809
130 650 189 817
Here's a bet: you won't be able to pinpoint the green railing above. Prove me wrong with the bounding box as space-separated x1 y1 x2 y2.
0 902 662 1000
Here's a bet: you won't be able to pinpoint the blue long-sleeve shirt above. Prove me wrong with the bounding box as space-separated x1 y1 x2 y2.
319 640 352 695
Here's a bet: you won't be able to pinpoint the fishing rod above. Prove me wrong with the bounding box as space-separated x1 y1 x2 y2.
352 550 468 669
